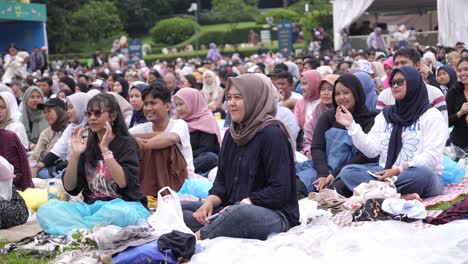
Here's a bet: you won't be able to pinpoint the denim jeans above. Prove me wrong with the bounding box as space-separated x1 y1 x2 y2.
181 201 290 240
337 163 444 198
37 166 64 179
295 160 317 193
194 152 218 174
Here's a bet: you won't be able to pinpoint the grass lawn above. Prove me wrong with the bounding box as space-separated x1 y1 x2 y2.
0 240 57 264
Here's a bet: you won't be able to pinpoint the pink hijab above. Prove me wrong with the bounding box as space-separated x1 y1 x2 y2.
294 70 322 128
383 57 394 89
174 88 221 143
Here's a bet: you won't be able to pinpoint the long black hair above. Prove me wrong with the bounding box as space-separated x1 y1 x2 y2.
85 93 130 166
453 57 468 93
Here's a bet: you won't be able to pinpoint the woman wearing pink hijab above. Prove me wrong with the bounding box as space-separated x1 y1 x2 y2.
294 70 323 130
174 88 221 174
382 57 394 89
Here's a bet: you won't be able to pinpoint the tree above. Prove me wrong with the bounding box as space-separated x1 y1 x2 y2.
70 1 123 43
209 0 258 31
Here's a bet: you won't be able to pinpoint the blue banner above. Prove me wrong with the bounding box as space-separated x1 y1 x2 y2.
277 20 293 58
128 39 143 66
0 21 46 53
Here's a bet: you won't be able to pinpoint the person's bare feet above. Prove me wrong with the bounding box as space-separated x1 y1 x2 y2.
401 193 422 202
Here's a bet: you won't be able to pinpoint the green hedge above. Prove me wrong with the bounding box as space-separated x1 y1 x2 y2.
150 17 196 45
198 11 255 25
256 9 301 25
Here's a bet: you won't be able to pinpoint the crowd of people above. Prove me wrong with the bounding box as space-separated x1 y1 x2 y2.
0 33 467 243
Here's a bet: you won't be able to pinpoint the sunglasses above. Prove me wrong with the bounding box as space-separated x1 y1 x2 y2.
390 78 406 87
85 109 109 118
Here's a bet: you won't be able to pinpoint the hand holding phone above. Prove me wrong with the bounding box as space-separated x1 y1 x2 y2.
367 170 381 178
204 213 220 223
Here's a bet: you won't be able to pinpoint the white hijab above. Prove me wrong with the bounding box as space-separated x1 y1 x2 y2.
0 91 20 121
201 70 220 102
50 92 90 160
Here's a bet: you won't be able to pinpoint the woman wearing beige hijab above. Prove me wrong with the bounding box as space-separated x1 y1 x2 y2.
182 73 299 241
0 92 28 148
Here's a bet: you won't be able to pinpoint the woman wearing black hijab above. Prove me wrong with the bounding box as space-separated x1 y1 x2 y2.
113 77 129 100
297 74 377 192
336 66 447 200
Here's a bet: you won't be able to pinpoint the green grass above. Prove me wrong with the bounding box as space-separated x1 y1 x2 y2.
0 240 57 264
427 194 466 211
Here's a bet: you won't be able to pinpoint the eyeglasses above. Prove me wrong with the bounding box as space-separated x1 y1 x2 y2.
390 78 406 87
85 109 109 118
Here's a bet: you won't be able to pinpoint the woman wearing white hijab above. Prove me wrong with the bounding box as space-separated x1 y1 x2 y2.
201 70 224 112
0 92 28 149
32 93 90 177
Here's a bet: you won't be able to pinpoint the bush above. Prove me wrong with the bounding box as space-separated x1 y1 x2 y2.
198 11 255 25
150 17 196 45
196 26 267 46
256 9 301 25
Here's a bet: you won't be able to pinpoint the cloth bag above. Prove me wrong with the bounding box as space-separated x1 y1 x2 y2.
148 187 193 237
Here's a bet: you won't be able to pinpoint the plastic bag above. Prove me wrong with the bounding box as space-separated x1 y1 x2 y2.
441 155 465 185
112 240 176 264
177 179 213 199
147 187 193 237
37 198 150 236
18 188 48 211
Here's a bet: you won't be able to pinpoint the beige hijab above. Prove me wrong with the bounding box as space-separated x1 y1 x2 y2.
226 73 293 146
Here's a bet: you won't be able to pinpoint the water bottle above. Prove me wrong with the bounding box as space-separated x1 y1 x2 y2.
47 181 59 200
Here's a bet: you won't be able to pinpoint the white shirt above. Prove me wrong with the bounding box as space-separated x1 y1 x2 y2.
129 119 195 177
289 92 303 100
347 108 447 175
275 105 300 140
4 122 28 149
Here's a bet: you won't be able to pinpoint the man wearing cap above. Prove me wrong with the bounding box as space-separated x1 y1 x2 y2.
29 98 69 179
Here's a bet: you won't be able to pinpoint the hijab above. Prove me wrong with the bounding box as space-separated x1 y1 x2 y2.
0 92 18 128
226 73 292 146
129 82 148 128
68 92 90 126
353 71 378 112
21 86 49 143
437 66 457 89
301 70 322 101
284 61 300 81
50 105 69 133
108 92 133 124
333 74 376 128
174 88 221 143
202 70 221 102
115 77 129 99
371 61 385 78
383 66 431 169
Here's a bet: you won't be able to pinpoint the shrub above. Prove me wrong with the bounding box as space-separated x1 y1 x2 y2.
256 9 301 25
150 17 196 45
198 11 255 25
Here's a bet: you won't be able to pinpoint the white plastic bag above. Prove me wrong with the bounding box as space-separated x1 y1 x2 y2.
147 187 193 237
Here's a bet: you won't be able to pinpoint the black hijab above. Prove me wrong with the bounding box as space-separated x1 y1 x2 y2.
383 66 431 169
332 73 376 129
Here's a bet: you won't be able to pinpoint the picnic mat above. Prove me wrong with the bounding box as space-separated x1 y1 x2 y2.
0 220 43 242
422 177 468 207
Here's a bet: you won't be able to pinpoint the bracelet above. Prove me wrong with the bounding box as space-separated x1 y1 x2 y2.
102 150 114 160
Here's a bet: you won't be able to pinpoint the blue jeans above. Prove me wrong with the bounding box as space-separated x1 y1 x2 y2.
295 160 317 193
37 166 64 179
194 152 218 174
181 201 290 240
337 163 444 198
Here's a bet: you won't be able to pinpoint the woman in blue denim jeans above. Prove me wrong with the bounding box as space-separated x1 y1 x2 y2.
182 74 300 240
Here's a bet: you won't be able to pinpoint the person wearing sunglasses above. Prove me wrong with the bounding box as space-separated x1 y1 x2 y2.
375 47 448 124
62 93 146 205
335 66 447 201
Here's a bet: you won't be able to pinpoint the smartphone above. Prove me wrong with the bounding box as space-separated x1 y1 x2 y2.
367 170 381 178
205 213 220 223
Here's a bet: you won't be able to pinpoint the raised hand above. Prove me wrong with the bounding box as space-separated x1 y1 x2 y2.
70 127 88 155
335 105 354 128
100 122 114 152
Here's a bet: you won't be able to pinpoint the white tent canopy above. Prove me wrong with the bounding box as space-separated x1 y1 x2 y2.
332 0 467 50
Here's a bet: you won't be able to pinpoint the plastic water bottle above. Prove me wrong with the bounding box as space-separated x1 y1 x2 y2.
47 181 59 200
